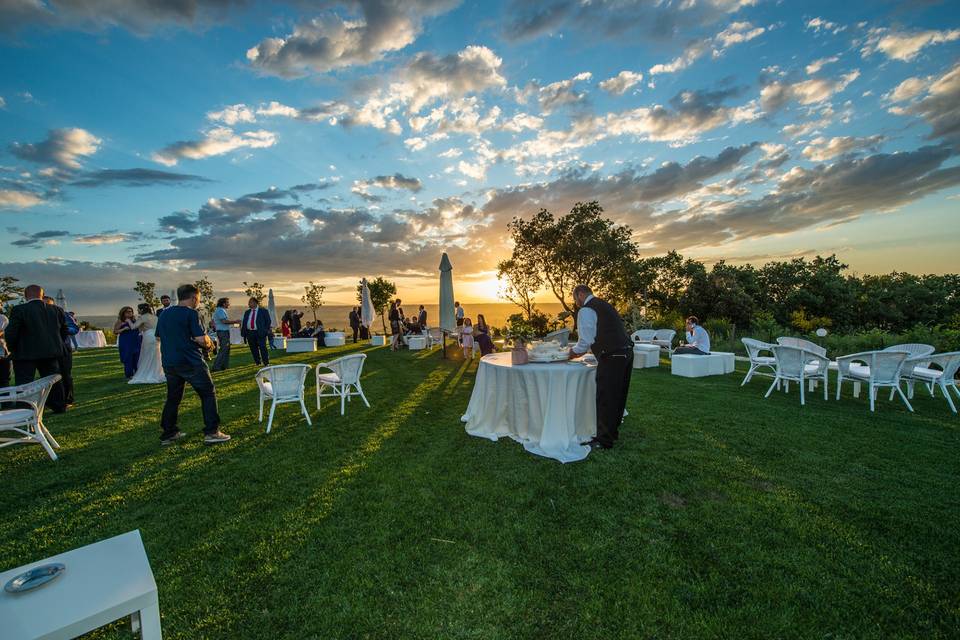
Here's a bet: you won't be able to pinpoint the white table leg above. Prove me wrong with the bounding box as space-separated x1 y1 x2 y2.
131 611 141 634
853 381 861 398
138 603 162 639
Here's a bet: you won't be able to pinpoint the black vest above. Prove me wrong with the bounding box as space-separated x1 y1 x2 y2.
583 296 630 357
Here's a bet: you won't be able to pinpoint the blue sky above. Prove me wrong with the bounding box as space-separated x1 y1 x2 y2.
1 0 959 311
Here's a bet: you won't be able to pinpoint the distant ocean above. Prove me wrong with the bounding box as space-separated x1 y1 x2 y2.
81 302 568 332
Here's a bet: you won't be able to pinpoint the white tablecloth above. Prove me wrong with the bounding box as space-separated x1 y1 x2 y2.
461 352 597 463
75 330 107 349
229 327 243 345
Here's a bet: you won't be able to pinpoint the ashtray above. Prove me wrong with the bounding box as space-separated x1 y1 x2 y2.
4 563 66 594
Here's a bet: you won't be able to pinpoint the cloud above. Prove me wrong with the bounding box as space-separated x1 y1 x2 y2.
801 135 884 161
158 211 200 234
885 76 928 103
861 27 960 61
890 61 960 142
0 96 5 108
760 70 860 111
805 17 845 35
0 189 45 209
599 70 643 96
649 40 710 76
501 0 757 43
394 45 506 113
10 229 70 248
70 168 211 187
518 71 592 114
246 0 458 77
206 104 256 125
805 56 839 75
649 21 767 76
151 126 276 166
352 173 423 200
10 127 101 169
73 232 143 245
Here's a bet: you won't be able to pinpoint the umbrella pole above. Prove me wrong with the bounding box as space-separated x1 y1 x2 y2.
441 331 447 359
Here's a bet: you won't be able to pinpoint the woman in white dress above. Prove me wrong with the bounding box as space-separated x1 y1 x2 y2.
128 304 165 384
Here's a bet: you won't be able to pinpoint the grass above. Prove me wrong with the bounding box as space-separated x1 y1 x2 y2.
1 342 959 639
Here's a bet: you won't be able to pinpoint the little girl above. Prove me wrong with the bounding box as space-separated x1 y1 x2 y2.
461 318 475 358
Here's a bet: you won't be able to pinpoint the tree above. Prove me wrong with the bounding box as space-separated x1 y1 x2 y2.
1 276 23 313
242 281 265 303
134 281 160 308
505 201 637 321
194 276 216 324
356 277 396 334
301 282 326 323
496 257 541 320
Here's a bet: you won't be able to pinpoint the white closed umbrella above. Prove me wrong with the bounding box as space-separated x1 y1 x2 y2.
360 278 375 329
55 289 66 310
439 253 455 358
267 289 278 327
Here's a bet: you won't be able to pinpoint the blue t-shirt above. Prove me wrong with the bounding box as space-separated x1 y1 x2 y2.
156 305 205 367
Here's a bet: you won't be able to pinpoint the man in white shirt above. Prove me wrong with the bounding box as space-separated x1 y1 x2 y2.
568 285 634 450
675 316 711 355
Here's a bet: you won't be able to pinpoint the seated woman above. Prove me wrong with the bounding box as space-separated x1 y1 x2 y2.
674 316 711 355
475 314 495 356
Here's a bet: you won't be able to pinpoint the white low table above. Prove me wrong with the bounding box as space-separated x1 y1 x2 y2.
371 335 387 346
671 352 735 377
0 530 160 639
462 352 596 463
407 335 427 350
75 330 106 349
286 338 316 353
633 343 660 368
325 332 346 347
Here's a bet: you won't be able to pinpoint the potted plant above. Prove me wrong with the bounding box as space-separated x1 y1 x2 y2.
506 318 536 365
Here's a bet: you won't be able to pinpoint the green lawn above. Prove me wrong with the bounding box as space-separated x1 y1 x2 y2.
2 343 958 639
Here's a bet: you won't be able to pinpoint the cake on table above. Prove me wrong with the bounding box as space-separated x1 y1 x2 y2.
527 340 569 362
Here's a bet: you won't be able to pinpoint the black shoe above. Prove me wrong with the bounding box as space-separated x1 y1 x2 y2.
161 431 185 445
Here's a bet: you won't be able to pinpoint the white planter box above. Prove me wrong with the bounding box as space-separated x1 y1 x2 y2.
371 335 387 346
671 352 735 377
633 343 660 368
325 333 346 347
286 338 316 353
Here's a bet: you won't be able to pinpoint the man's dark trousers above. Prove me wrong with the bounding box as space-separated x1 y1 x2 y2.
248 335 269 365
57 348 74 405
13 358 64 411
212 331 231 371
160 363 220 440
351 326 359 343
594 350 634 447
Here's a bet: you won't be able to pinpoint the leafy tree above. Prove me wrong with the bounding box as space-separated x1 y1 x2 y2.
194 276 216 323
134 281 160 308
496 257 541 320
355 277 396 334
301 282 326 323
1 275 23 313
242 281 265 303
505 201 636 321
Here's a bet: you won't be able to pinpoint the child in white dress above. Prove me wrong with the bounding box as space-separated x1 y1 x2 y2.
461 318 474 359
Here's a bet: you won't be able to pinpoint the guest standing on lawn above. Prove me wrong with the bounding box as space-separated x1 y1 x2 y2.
241 297 271 366
4 284 69 412
156 284 230 445
476 314 495 356
0 310 10 389
114 306 141 379
211 298 238 372
349 306 361 343
156 295 172 317
45 295 76 406
674 316 711 355
568 284 633 451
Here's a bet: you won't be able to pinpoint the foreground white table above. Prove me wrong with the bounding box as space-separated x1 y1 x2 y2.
74 330 106 349
462 352 596 463
0 529 161 639
286 337 317 353
325 331 346 347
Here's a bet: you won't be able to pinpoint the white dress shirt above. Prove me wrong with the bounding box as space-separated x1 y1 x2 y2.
247 308 258 330
571 295 597 355
686 325 711 352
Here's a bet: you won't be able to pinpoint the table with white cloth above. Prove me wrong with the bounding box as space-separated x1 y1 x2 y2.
229 327 243 345
461 352 597 463
75 330 107 349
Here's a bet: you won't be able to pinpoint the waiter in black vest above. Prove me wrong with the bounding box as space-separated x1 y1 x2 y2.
568 284 633 450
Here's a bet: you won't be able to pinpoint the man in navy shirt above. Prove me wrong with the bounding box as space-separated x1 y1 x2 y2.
155 284 231 445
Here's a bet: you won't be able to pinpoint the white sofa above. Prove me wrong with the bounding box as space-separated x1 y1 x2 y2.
671 352 735 378
286 338 316 353
633 343 660 368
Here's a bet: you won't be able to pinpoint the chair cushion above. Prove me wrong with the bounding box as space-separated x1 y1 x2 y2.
317 373 342 385
260 381 273 397
848 364 871 379
907 366 943 381
0 409 36 426
754 356 776 365
803 363 823 375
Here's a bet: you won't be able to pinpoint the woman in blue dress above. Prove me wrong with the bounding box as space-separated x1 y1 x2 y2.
114 306 141 379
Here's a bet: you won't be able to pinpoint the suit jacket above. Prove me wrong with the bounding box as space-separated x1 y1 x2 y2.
240 307 271 340
349 311 360 328
418 310 427 326
5 299 68 361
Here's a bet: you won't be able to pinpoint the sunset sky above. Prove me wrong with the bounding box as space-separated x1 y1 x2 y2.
1 0 959 312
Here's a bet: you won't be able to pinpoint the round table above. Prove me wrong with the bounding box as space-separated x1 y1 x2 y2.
461 352 597 463
75 330 107 349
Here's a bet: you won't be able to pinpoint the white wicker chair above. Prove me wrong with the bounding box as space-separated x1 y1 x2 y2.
652 329 676 356
543 328 570 346
741 338 777 386
900 351 960 414
0 374 62 461
631 330 657 343
776 336 827 358
835 350 912 412
765 346 829 405
316 354 370 416
256 364 312 433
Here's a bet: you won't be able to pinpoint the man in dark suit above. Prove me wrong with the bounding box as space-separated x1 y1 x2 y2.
44 295 75 407
349 307 360 343
240 297 271 366
4 284 68 412
156 295 172 317
417 305 427 330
